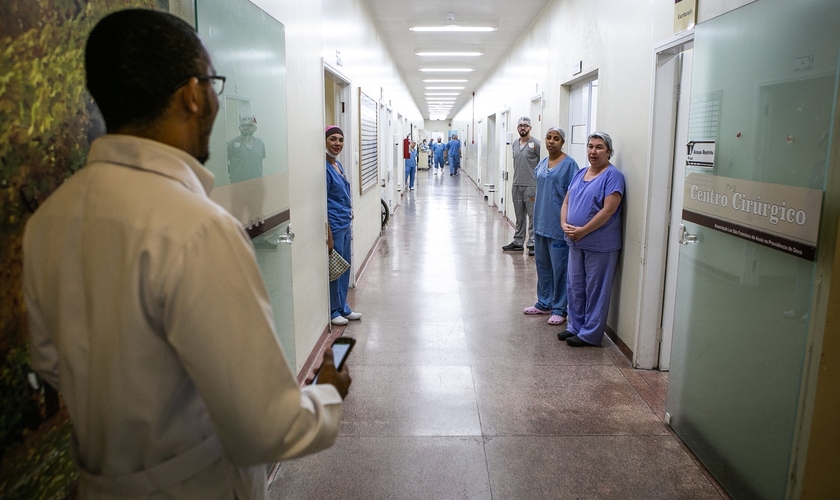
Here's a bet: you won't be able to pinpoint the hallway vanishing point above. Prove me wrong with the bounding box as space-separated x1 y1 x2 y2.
269 168 726 499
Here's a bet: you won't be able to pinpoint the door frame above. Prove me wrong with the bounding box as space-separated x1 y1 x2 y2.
323 61 355 286
633 30 695 369
500 109 511 216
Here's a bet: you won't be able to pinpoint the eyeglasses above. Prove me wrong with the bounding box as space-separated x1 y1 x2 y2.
174 75 227 96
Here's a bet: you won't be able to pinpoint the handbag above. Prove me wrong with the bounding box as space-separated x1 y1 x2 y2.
328 249 350 282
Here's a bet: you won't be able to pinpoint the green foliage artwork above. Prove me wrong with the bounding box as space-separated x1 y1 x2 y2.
0 0 159 497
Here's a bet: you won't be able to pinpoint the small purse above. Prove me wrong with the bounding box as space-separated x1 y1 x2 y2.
328 249 351 282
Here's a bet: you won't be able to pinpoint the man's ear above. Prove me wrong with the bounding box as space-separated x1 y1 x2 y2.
175 77 202 114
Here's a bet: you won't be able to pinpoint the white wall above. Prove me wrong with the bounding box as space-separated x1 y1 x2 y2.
253 0 421 371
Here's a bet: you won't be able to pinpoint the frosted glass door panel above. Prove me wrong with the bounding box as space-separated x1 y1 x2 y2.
665 1 839 498
252 222 295 365
196 0 295 368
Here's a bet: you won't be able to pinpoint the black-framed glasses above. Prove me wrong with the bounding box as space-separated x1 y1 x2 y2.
174 75 226 95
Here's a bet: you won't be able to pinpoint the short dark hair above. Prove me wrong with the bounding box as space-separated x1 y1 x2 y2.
85 9 207 131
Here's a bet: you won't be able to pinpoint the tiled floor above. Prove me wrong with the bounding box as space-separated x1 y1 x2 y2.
269 169 726 499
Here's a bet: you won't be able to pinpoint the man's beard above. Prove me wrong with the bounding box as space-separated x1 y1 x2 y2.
196 102 215 164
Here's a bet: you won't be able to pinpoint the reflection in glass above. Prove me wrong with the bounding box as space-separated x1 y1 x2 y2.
227 115 266 182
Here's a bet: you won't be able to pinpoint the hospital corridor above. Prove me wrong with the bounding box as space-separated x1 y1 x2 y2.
2 0 840 498
268 172 725 499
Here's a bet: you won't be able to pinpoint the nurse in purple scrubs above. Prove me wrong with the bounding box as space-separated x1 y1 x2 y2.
558 132 625 347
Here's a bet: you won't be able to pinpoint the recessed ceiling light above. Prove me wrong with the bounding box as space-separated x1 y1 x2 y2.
419 68 474 73
425 86 465 90
415 51 484 57
425 92 459 96
423 79 468 83
409 23 498 32
425 98 456 101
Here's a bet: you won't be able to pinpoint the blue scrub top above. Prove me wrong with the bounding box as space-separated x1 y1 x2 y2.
534 155 578 240
565 164 625 251
405 149 417 169
431 142 445 158
326 159 352 232
446 139 461 156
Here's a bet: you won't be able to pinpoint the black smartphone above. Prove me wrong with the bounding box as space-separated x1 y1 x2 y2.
312 336 355 384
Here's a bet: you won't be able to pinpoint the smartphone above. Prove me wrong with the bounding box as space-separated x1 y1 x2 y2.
312 336 355 384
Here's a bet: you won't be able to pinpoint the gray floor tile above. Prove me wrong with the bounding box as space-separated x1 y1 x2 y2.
339 365 482 437
344 320 471 367
473 364 668 436
269 437 492 500
484 436 722 499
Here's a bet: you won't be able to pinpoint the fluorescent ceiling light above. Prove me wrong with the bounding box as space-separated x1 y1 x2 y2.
419 68 474 73
425 86 465 90
423 79 468 83
425 92 459 96
425 98 456 101
409 23 498 32
415 51 484 57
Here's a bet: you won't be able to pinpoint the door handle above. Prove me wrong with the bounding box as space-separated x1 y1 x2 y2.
678 224 701 245
267 224 295 245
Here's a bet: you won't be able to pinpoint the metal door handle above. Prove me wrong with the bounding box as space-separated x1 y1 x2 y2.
678 224 701 245
267 225 295 245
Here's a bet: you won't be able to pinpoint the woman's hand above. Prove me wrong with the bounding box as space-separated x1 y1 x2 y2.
327 226 334 253
563 223 586 242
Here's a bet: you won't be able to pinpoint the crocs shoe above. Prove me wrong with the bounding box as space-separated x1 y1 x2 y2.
523 306 551 315
344 312 362 320
547 315 566 325
331 316 349 325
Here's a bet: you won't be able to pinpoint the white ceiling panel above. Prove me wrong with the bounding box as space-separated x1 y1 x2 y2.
363 0 553 121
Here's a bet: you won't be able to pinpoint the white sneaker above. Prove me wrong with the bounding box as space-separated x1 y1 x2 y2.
344 312 362 320
331 316 349 325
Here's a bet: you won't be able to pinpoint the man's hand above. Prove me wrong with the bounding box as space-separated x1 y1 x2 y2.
314 348 351 399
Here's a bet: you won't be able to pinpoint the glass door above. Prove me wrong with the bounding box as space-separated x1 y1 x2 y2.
665 0 840 498
196 0 296 366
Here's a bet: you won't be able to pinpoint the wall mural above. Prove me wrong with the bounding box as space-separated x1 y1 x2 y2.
0 0 164 497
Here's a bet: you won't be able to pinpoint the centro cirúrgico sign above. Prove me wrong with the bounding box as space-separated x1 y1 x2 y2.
682 173 823 261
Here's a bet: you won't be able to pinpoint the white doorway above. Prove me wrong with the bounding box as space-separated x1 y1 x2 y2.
485 114 496 206
530 94 543 141
499 110 511 216
323 63 354 287
634 35 694 370
567 75 598 168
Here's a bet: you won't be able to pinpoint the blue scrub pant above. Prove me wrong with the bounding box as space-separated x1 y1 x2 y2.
434 155 444 170
329 227 353 319
533 234 569 316
449 157 460 175
405 166 416 189
566 247 620 345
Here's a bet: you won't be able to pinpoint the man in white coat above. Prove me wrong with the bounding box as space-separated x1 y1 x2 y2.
22 9 350 499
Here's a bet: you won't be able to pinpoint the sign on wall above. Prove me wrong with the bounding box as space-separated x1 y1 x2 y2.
359 89 378 194
686 140 715 168
682 173 823 260
674 0 697 32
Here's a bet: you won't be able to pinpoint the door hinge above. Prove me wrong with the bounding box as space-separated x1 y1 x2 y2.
341 101 345 113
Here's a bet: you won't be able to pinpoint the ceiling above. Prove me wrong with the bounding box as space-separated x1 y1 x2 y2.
362 0 554 122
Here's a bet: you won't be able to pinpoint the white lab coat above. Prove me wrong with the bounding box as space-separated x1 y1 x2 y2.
23 135 341 499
